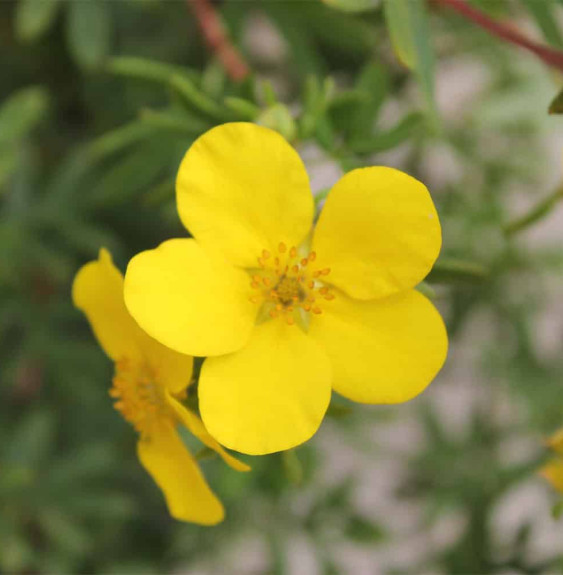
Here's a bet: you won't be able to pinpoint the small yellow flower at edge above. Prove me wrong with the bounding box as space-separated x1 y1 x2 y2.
540 427 563 494
124 122 449 456
72 249 249 525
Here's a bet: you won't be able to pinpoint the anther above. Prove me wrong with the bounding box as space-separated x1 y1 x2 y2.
286 316 295 325
321 268 331 276
291 265 299 273
262 249 271 259
278 242 287 253
289 246 297 258
262 277 272 287
324 293 335 301
301 258 309 267
312 307 322 315
309 252 317 262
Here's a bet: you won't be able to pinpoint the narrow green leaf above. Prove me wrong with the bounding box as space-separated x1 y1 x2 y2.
348 62 388 139
106 56 198 84
170 75 232 121
429 257 489 283
520 0 563 47
503 185 563 236
322 0 380 13
383 0 438 125
139 108 208 135
0 86 49 146
85 121 155 163
548 88 563 114
383 0 415 68
223 96 260 120
349 112 423 154
15 0 61 43
66 0 112 70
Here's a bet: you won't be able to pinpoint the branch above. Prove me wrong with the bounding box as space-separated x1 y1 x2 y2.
188 0 250 82
434 0 563 73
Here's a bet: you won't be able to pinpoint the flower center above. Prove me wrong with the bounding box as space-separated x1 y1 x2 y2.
110 359 174 436
249 242 335 326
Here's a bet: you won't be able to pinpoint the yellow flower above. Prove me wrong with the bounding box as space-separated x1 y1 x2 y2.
541 427 563 493
72 249 249 525
124 123 448 455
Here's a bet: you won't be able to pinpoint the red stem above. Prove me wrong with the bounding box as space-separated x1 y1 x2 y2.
434 0 563 72
188 0 250 82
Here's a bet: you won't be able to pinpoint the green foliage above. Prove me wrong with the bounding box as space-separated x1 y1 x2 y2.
2 0 563 572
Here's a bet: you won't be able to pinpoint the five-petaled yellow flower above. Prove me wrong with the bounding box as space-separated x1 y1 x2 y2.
124 122 448 456
73 249 249 524
541 427 563 493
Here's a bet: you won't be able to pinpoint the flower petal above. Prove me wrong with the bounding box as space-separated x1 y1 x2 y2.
540 458 563 493
137 423 224 525
72 248 144 362
548 427 563 456
167 393 251 472
124 239 257 357
73 249 193 392
176 123 314 267
199 320 332 455
309 289 447 404
140 337 193 395
312 167 441 300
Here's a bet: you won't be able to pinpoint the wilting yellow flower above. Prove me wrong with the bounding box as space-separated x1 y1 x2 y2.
541 427 563 493
124 123 448 455
73 249 249 524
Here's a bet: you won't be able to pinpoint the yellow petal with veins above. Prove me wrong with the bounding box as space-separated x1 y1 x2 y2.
199 320 332 455
125 238 257 357
313 167 441 300
167 393 250 472
176 123 314 267
309 289 447 404
73 249 193 393
137 423 224 525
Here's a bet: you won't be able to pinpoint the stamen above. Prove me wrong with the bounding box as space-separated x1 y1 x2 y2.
248 244 335 325
110 361 173 436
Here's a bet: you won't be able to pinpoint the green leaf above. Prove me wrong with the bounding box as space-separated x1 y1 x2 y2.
15 0 61 43
383 0 415 68
383 0 438 125
548 88 563 114
223 96 260 120
0 86 49 146
345 516 386 543
520 0 563 47
322 0 380 13
349 112 423 154
257 104 297 142
170 75 232 121
4 409 56 471
345 62 388 139
106 56 198 84
66 0 112 70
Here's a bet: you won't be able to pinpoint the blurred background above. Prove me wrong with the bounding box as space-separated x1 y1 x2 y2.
1 0 563 573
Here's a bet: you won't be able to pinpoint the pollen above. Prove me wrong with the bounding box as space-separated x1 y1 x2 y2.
110 359 173 436
250 242 335 325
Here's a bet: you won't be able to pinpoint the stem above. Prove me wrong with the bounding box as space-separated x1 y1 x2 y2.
188 0 250 82
434 0 563 73
429 257 488 283
503 185 563 236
